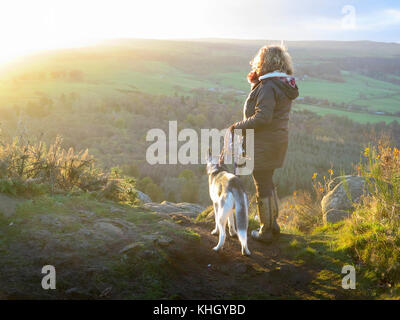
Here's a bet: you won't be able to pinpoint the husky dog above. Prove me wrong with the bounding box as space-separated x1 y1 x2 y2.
206 154 251 256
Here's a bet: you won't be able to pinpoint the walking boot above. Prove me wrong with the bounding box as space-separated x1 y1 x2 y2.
251 196 275 243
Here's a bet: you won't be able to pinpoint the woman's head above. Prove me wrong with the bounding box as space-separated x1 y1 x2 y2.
250 45 294 76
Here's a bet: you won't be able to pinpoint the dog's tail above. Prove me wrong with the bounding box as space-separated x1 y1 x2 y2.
231 182 251 256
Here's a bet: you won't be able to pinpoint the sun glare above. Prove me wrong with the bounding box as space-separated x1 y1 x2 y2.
0 0 398 67
0 0 256 67
0 1 102 66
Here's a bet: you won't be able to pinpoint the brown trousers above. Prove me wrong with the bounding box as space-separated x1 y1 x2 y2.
252 169 275 198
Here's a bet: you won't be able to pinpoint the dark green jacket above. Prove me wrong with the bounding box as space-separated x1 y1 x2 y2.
234 77 299 171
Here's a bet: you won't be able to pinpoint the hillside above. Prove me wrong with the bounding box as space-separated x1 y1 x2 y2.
0 119 398 300
0 192 375 299
1 39 400 123
1 40 400 206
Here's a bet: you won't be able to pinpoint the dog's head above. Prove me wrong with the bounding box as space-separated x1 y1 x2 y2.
206 148 226 176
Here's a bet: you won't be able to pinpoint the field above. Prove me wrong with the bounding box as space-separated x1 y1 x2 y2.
0 39 399 124
299 73 400 114
293 104 399 124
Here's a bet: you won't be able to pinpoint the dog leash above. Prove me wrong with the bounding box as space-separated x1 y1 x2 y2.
219 129 242 174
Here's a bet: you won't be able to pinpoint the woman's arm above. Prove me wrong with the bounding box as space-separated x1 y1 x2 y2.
233 83 276 130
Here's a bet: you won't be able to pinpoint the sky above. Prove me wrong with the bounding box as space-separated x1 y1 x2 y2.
0 0 399 64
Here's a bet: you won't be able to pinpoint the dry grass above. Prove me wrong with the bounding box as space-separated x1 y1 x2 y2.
0 135 137 202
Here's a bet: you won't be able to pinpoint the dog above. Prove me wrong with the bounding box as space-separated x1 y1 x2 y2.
206 153 251 256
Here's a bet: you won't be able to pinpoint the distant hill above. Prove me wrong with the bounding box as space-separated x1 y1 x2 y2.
0 39 399 124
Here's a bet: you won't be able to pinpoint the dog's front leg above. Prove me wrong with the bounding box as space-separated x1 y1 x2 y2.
211 202 218 235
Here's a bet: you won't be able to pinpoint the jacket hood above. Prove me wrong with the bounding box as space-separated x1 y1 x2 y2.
273 77 299 100
259 71 299 100
270 77 299 100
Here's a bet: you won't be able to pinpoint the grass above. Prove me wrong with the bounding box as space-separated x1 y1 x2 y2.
294 103 399 124
299 73 400 114
281 223 383 298
0 192 185 299
281 143 400 298
1 40 400 126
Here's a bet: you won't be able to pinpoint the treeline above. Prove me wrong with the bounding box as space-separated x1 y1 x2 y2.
0 89 399 205
12 70 84 83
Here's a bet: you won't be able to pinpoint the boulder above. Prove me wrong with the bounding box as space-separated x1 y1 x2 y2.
136 190 152 203
321 175 370 224
324 209 351 224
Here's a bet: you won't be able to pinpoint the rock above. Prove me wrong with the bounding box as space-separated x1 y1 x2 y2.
136 190 152 203
157 237 173 247
38 215 77 228
97 218 135 231
144 201 181 213
174 202 205 214
327 175 351 192
110 206 125 213
157 219 177 228
94 222 124 237
39 215 63 228
120 242 143 254
324 209 351 224
143 201 205 218
65 287 91 298
169 213 192 225
321 175 370 224
0 193 20 217
78 209 95 217
78 227 93 237
142 234 158 242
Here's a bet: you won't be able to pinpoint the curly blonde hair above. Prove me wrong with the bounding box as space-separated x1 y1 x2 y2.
250 45 294 76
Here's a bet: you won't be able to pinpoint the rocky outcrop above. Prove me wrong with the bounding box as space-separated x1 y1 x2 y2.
321 175 370 224
136 190 152 203
143 201 205 218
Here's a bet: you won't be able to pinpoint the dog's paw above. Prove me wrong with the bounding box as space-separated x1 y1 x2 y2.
211 229 218 235
213 246 222 252
241 248 251 256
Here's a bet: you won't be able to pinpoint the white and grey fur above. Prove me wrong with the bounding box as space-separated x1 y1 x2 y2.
206 154 251 256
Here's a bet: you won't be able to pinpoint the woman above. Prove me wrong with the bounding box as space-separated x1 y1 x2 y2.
230 45 299 243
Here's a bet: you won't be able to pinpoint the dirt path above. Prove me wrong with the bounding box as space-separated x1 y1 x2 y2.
0 196 365 300
161 215 360 300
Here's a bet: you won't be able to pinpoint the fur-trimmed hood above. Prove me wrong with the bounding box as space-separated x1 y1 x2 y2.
259 71 299 100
